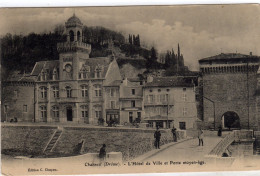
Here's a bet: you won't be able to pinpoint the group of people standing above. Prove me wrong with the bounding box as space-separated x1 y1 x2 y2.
154 126 208 149
154 126 178 149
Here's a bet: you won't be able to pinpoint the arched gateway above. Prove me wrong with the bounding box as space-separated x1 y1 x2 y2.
221 111 240 129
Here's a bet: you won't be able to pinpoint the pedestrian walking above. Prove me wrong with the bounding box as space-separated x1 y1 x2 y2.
218 126 222 137
154 126 161 149
171 126 177 142
198 129 204 146
99 144 106 161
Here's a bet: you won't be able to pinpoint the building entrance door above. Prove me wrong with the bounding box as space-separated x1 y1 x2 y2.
67 107 73 121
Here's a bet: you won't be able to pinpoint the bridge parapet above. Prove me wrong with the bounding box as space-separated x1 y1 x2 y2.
208 132 235 156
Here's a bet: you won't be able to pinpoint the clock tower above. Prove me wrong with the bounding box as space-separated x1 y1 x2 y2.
57 14 91 81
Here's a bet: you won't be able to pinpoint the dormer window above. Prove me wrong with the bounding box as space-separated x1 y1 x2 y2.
95 66 102 78
52 69 58 80
79 65 90 79
41 71 47 81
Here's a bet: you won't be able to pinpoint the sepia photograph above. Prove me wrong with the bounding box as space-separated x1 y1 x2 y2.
1 4 260 175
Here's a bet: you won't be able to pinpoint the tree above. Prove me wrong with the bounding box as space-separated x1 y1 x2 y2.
146 47 158 69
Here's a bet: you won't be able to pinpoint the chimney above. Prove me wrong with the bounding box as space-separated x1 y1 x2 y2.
250 52 252 56
147 75 153 83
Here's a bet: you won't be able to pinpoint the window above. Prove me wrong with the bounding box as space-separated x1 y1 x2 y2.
183 107 187 116
23 105 27 112
52 106 59 118
94 85 102 97
4 105 8 113
158 89 161 92
137 112 141 119
148 95 154 103
131 100 135 107
166 89 170 92
81 105 88 118
132 89 135 95
81 85 88 97
83 72 87 79
53 86 59 98
65 86 72 98
129 112 133 123
95 67 102 78
149 89 153 92
179 122 186 130
182 93 187 101
52 69 58 80
183 87 186 91
110 88 115 97
110 101 115 109
40 87 47 98
95 111 102 118
40 106 47 119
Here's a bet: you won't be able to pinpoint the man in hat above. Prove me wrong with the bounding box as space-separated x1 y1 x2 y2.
154 126 161 149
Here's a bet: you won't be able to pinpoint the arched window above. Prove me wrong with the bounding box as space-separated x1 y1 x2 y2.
40 87 47 98
52 86 59 98
81 105 88 118
69 30 74 42
52 106 59 118
65 86 72 98
52 69 58 80
81 85 88 97
77 31 81 42
95 66 102 78
40 106 47 119
94 84 102 97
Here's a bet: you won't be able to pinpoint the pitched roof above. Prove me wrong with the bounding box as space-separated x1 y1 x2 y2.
144 77 194 88
199 53 260 63
84 57 111 78
31 60 59 76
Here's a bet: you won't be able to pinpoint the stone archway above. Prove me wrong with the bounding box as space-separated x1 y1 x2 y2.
221 111 240 129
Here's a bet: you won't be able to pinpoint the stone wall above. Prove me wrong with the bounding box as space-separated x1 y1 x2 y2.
202 72 258 129
1 125 184 161
54 127 184 161
1 125 56 154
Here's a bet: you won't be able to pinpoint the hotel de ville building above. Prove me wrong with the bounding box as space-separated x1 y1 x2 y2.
28 14 122 124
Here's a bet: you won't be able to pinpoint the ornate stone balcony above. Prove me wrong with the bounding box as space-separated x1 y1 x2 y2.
57 41 91 53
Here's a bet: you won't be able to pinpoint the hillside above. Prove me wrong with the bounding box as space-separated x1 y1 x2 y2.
1 25 190 79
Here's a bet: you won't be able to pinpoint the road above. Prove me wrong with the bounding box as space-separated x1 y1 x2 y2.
143 137 222 162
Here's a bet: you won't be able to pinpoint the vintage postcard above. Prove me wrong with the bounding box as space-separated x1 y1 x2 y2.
1 4 260 175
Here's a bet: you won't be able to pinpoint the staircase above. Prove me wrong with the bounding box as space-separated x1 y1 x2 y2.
43 129 62 153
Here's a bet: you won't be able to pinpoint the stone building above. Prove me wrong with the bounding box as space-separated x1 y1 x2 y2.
119 78 144 124
199 53 260 130
143 76 197 129
104 78 144 125
30 14 121 124
1 74 35 122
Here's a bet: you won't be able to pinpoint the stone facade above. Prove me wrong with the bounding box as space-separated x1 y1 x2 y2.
199 53 260 130
30 15 122 124
143 76 198 129
2 80 35 122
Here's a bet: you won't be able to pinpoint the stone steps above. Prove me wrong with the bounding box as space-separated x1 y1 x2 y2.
44 130 62 153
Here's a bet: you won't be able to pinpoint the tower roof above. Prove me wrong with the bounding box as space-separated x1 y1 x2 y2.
65 14 83 27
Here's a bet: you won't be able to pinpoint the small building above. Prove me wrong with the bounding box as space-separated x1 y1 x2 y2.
119 78 144 125
1 74 36 122
143 76 197 129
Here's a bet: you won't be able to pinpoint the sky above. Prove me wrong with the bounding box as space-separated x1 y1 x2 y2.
0 5 259 70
